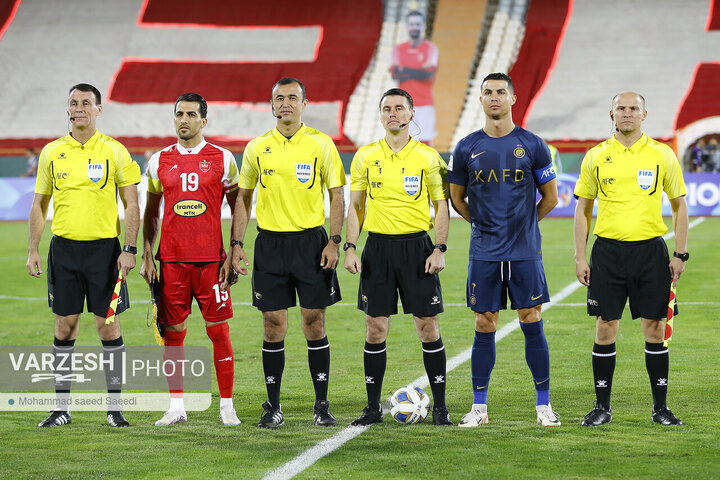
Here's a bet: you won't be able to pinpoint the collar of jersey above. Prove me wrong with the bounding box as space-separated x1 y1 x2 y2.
176 138 207 155
272 123 307 144
611 133 648 153
66 129 101 148
380 136 417 161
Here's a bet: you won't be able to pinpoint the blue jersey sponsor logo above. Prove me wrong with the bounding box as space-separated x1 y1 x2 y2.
472 169 525 184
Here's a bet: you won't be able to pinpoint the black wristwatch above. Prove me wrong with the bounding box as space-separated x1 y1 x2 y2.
343 242 356 252
231 240 244 248
330 235 342 244
434 244 447 253
122 245 137 255
673 251 689 262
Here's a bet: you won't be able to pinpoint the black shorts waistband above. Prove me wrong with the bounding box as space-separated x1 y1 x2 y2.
368 231 428 240
595 236 662 247
53 235 118 246
257 226 323 237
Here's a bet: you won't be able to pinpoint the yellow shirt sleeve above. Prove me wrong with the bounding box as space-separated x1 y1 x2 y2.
320 137 347 190
662 147 687 200
350 149 367 191
574 150 598 199
426 151 449 201
35 144 54 195
115 143 141 187
239 142 259 189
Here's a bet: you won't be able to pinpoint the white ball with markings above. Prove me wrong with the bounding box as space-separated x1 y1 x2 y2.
390 385 430 424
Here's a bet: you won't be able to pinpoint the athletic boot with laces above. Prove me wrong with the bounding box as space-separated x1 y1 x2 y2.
313 400 337 426
38 410 71 428
351 405 383 426
257 401 284 429
581 402 612 426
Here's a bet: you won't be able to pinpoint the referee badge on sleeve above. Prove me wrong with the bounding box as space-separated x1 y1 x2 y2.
637 169 654 190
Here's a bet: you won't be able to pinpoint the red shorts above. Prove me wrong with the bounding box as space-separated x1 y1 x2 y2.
158 261 233 325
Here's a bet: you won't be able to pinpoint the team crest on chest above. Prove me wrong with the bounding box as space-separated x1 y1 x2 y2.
404 175 420 196
513 145 526 158
199 159 211 173
296 163 312 183
87 162 104 183
637 169 654 190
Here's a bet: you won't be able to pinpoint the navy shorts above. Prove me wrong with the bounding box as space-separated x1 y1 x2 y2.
466 259 549 312
358 232 443 318
251 227 341 311
47 236 129 317
588 236 673 321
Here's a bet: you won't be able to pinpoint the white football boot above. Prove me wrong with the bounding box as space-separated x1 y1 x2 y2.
155 410 187 426
458 404 489 427
536 404 561 427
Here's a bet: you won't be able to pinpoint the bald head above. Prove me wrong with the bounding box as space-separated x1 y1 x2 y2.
612 92 646 111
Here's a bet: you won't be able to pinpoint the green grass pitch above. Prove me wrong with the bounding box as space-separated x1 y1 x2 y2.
1 217 718 479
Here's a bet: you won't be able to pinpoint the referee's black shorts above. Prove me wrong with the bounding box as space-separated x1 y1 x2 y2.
588 236 673 321
251 226 341 312
47 236 129 317
358 231 443 318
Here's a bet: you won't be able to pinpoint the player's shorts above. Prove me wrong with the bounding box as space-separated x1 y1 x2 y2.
358 232 443 318
466 259 549 312
47 236 129 317
158 261 233 325
252 226 341 312
588 236 673 321
408 105 436 143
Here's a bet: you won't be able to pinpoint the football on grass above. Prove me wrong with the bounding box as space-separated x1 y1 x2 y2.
390 385 430 424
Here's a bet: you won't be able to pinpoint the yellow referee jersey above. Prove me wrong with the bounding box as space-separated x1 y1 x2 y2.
35 130 141 241
350 137 448 235
574 134 686 241
239 124 346 232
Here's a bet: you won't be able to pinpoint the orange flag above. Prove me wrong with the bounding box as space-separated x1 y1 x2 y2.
663 283 676 347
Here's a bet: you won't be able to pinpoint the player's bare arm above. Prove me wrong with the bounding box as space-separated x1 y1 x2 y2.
537 178 558 221
344 189 366 274
140 191 162 284
220 186 240 290
26 193 51 277
425 199 448 274
320 186 344 270
118 184 139 277
573 196 594 287
230 187 253 275
669 195 689 286
449 184 471 222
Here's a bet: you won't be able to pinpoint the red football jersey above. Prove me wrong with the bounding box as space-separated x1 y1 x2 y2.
390 40 439 106
146 139 240 262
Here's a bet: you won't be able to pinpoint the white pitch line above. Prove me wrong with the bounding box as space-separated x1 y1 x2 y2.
261 217 706 480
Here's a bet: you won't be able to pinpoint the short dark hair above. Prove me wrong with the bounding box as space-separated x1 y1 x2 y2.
272 77 306 101
481 72 514 94
69 83 101 105
406 10 424 22
175 92 208 118
379 88 414 110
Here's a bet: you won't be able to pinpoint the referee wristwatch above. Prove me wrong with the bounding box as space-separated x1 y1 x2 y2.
434 244 447 253
122 245 137 255
330 235 342 245
231 240 244 248
673 251 689 262
343 242 356 251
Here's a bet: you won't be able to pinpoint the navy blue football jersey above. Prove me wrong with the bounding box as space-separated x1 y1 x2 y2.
448 126 556 261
